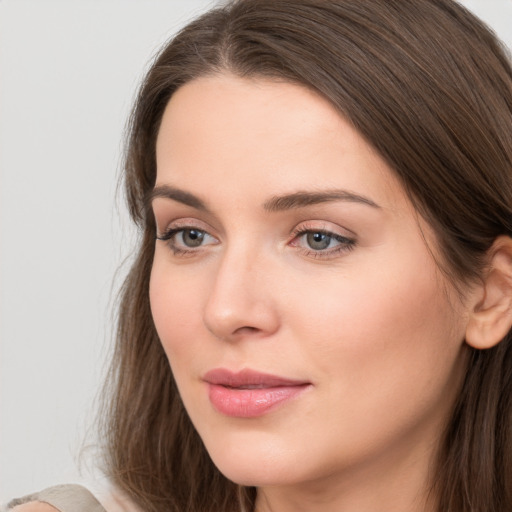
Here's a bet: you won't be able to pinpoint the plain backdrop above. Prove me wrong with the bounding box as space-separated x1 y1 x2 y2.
1 0 511 503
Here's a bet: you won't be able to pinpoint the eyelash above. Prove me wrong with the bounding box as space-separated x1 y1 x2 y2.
156 224 356 259
289 226 356 259
156 226 216 257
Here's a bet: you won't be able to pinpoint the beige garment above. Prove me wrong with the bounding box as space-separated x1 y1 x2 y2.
5 485 106 512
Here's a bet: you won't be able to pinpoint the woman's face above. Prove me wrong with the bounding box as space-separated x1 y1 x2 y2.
150 75 470 499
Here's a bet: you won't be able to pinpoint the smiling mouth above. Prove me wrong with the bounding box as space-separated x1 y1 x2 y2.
203 368 311 418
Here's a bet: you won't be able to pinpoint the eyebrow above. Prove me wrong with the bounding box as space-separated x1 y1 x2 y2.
146 184 209 212
263 190 380 211
147 185 380 212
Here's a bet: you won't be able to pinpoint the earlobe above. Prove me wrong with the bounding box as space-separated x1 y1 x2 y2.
465 236 512 350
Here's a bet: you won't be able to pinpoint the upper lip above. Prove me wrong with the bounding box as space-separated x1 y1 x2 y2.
203 368 310 388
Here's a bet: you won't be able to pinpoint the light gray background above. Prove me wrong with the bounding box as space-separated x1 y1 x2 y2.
1 0 511 502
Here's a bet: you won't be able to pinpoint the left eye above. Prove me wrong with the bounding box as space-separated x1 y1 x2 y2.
294 230 354 252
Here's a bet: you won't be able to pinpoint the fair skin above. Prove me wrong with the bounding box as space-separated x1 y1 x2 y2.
149 74 477 512
15 77 512 512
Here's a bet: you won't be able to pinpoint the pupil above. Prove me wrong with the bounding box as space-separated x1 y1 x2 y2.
183 229 204 247
307 232 331 250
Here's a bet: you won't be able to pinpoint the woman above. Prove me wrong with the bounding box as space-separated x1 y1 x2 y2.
9 0 512 511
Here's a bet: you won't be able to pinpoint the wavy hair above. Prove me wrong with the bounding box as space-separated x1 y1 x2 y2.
100 1 512 510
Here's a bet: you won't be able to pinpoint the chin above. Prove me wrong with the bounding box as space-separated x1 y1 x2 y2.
215 461 295 488
201 429 307 487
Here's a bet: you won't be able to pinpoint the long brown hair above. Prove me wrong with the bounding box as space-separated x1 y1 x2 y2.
100 1 512 510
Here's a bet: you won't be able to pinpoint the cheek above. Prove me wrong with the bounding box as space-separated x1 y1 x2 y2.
149 259 203 365
294 235 463 359
289 245 467 440
148 237 469 481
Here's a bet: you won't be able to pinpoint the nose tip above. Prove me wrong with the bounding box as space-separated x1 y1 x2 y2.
204 296 278 341
203 256 280 342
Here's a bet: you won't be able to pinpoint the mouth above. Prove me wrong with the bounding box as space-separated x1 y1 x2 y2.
203 368 312 418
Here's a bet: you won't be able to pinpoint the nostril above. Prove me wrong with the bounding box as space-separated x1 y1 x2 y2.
233 326 260 335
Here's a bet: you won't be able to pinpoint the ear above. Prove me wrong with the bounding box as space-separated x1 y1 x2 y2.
466 236 512 350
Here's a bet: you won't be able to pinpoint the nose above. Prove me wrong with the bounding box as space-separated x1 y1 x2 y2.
203 246 280 342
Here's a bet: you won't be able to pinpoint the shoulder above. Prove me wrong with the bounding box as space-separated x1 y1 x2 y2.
10 504 58 512
4 485 106 512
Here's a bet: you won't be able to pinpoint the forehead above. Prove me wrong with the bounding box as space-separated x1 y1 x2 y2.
155 74 407 211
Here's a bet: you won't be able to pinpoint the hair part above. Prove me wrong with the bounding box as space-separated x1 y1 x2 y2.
99 1 512 511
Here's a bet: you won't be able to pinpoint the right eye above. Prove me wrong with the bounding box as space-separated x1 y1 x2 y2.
175 228 206 248
156 227 218 254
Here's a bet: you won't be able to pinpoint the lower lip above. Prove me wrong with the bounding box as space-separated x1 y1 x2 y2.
207 383 310 418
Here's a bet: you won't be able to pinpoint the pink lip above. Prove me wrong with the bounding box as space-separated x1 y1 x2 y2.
203 368 311 418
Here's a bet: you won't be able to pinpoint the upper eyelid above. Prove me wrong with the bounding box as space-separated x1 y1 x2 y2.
291 228 356 246
293 228 354 241
291 220 357 238
155 218 356 241
156 217 216 235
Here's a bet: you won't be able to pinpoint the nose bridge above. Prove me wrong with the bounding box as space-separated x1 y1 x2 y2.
203 240 279 340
